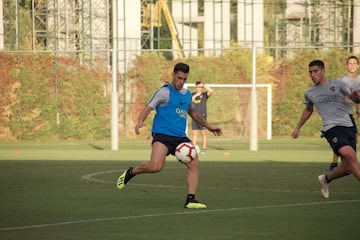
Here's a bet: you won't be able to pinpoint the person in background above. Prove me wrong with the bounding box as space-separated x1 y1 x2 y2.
191 81 214 154
328 56 360 171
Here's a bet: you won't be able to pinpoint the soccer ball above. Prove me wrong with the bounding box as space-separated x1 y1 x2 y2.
175 142 197 164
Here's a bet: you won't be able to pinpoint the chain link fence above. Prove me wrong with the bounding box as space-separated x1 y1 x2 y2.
1 46 359 143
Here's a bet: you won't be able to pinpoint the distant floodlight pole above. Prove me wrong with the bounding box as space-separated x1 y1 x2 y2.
250 46 258 151
111 49 119 150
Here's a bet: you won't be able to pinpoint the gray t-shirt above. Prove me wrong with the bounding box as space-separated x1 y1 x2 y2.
340 74 360 114
340 74 360 90
304 80 353 132
147 84 195 111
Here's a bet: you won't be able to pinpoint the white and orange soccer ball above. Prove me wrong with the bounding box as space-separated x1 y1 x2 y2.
175 142 197 164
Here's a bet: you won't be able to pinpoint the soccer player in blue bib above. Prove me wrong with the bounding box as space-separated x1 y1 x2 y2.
117 63 222 209
292 60 360 198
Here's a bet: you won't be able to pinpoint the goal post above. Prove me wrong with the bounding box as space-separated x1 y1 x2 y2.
111 49 119 151
185 83 272 149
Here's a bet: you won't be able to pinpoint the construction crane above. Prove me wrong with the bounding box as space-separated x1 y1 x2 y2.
141 0 185 58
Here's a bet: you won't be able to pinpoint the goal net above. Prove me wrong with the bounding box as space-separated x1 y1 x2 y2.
185 83 272 141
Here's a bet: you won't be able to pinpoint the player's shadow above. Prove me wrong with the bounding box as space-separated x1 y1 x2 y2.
88 143 104 150
208 145 225 150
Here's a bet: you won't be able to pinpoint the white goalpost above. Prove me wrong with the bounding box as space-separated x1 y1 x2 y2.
110 46 270 151
185 83 272 149
111 49 119 150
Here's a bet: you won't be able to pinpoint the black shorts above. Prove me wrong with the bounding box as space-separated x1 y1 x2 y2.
191 113 207 130
323 126 357 156
320 114 357 138
152 133 191 156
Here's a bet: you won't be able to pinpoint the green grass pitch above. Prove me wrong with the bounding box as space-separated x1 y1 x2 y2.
0 138 359 239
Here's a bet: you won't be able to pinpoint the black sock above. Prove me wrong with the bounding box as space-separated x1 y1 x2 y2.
129 168 134 177
187 194 195 201
125 167 135 184
325 174 331 183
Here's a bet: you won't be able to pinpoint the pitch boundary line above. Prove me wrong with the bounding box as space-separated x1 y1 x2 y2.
81 169 360 194
1 199 359 232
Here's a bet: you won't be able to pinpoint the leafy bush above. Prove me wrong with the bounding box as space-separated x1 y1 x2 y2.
0 53 111 141
1 48 356 142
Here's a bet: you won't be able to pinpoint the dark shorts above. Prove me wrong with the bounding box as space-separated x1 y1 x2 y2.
322 126 357 156
191 113 206 130
152 133 191 156
320 114 357 138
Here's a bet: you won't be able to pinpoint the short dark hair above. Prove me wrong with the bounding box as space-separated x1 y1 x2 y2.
309 60 325 69
173 62 190 73
195 81 202 85
347 55 359 64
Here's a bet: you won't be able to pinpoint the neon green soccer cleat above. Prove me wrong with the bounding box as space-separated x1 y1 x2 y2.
184 200 207 209
117 167 134 190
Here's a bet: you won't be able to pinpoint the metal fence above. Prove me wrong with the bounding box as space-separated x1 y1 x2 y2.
1 46 358 144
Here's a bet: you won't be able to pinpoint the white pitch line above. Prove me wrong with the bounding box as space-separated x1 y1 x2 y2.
1 199 359 232
81 170 118 184
81 170 360 194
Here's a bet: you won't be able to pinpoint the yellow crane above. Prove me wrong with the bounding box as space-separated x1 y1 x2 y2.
141 0 185 58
